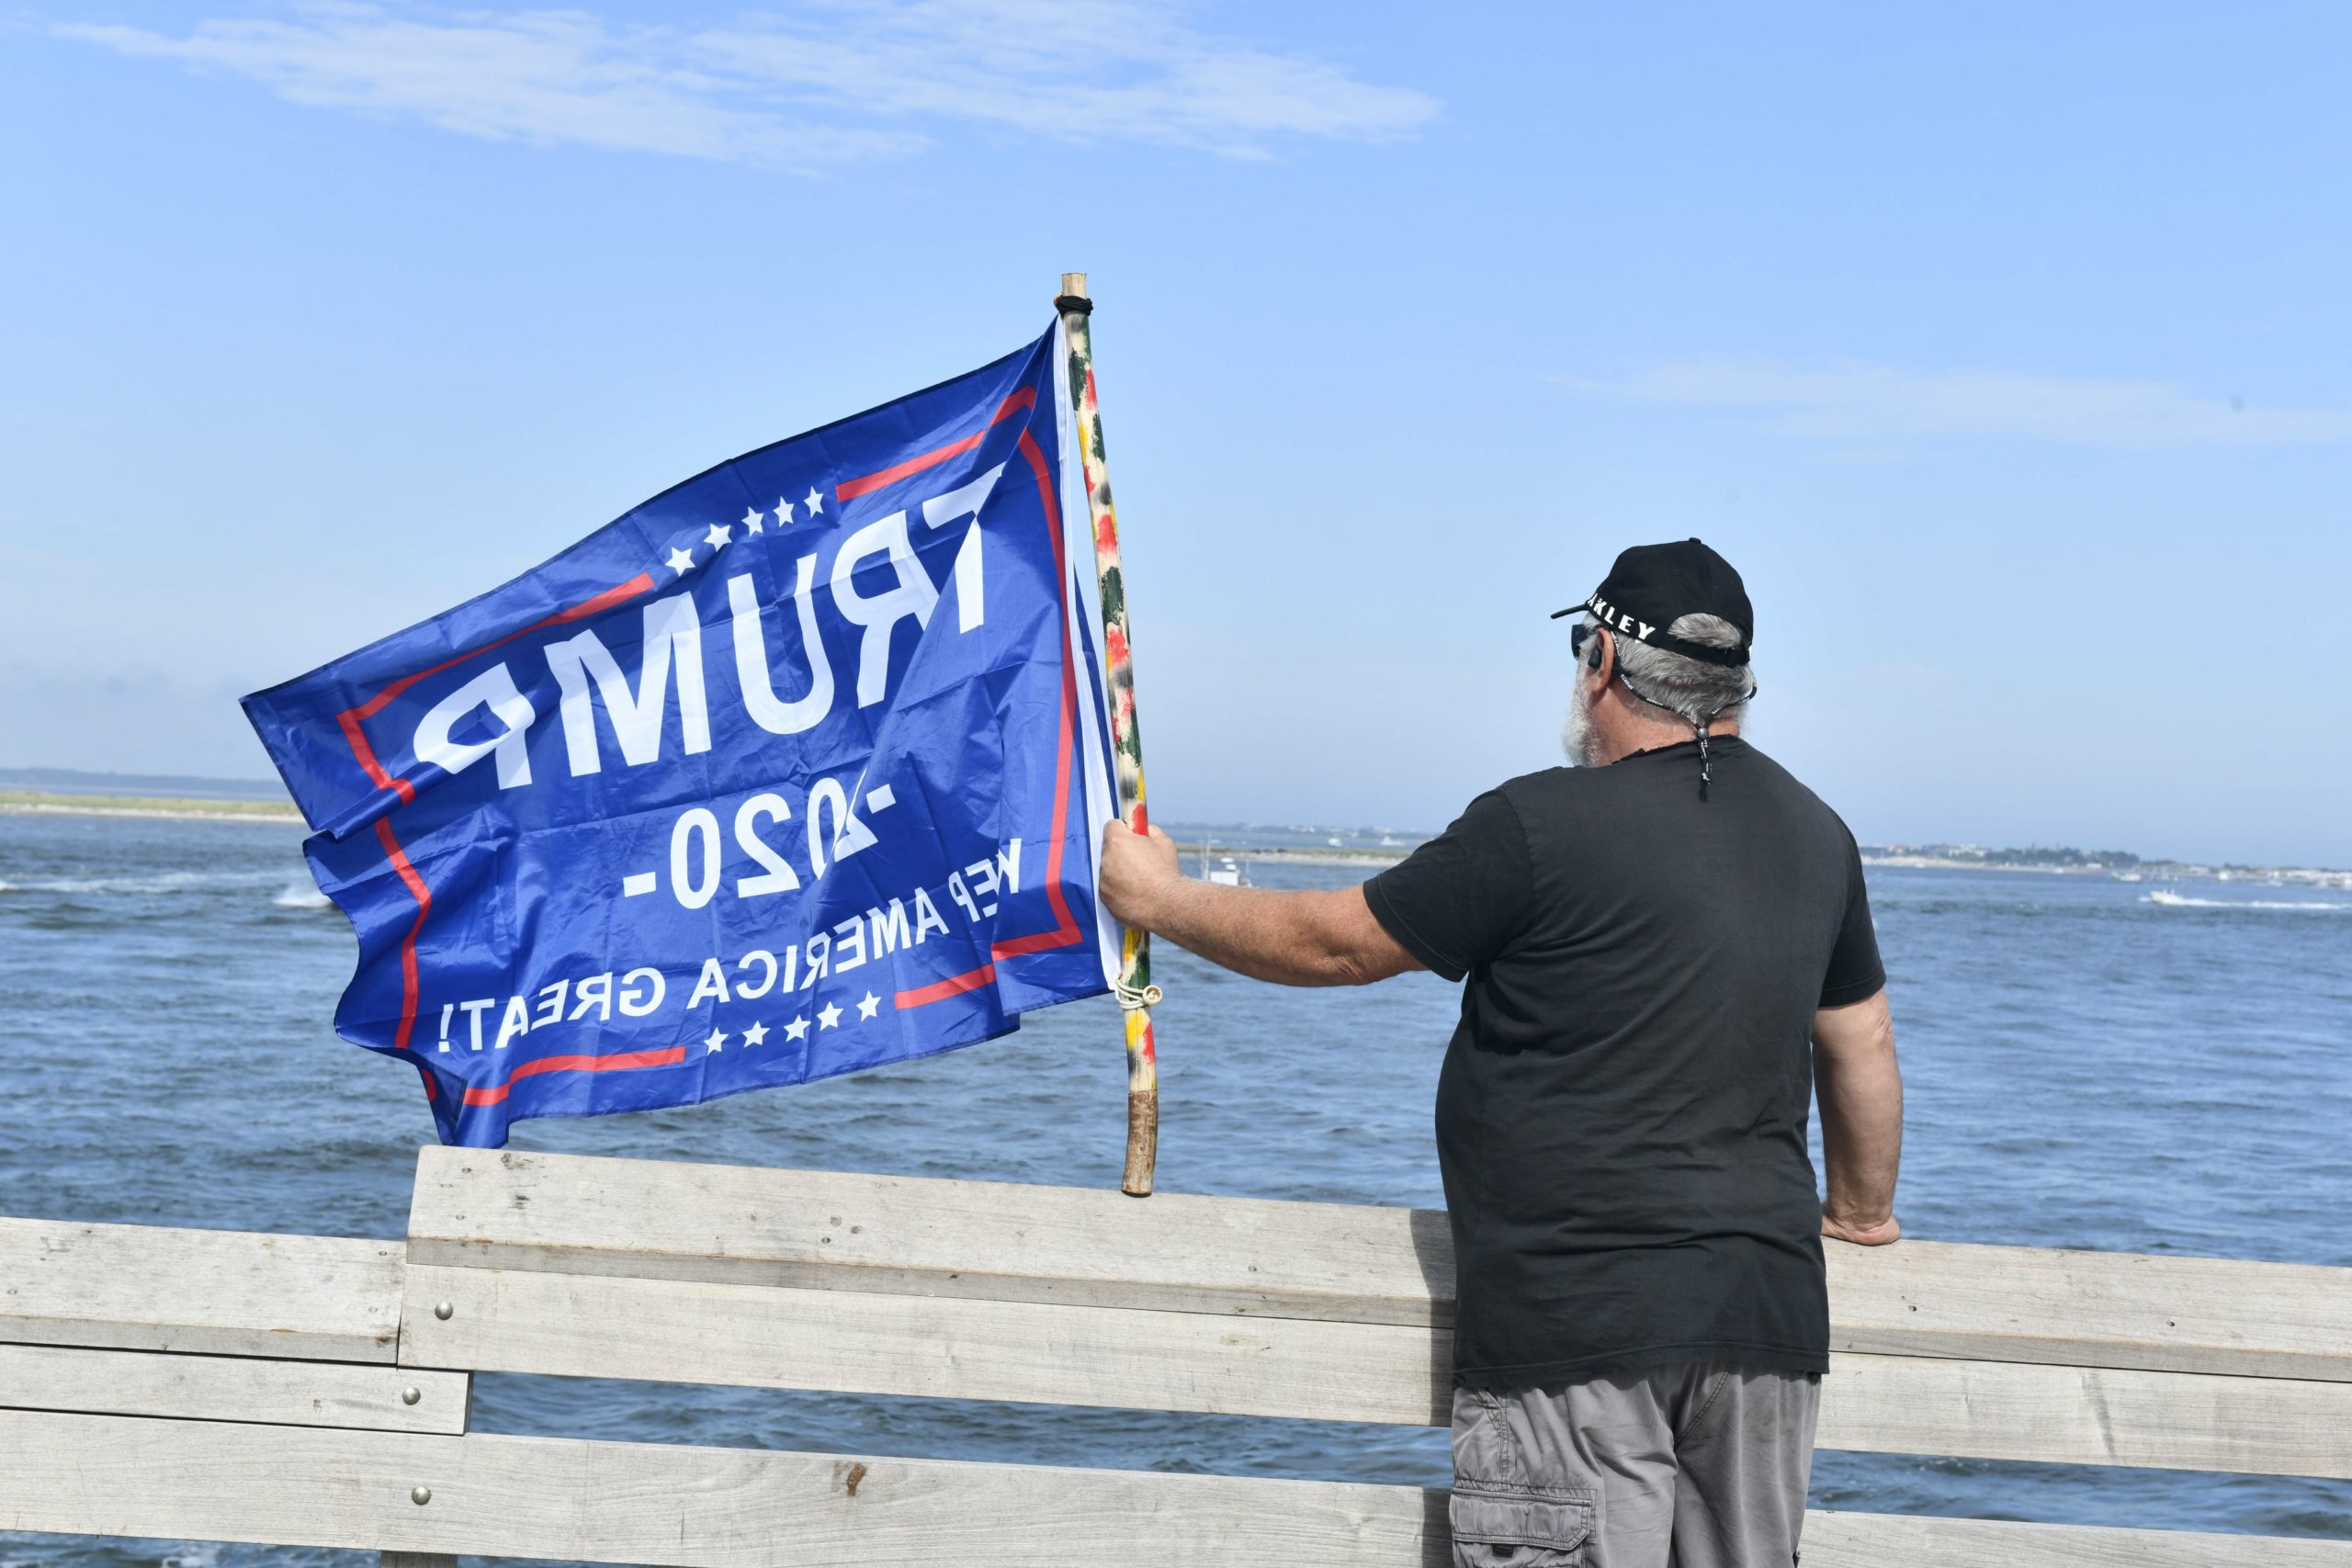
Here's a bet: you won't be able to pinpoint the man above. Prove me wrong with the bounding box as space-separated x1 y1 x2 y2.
1097 538 1904 1568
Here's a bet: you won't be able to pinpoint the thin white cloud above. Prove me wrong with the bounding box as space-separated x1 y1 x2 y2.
56 3 1437 168
692 3 1435 157
1561 359 2352 447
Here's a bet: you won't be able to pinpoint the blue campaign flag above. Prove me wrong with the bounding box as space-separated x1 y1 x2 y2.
244 324 1123 1147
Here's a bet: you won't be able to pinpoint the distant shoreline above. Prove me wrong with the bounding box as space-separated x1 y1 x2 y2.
0 792 302 826
1864 853 2087 874
6 789 2345 888
1860 852 2352 888
1184 846 1406 870
1186 843 2352 888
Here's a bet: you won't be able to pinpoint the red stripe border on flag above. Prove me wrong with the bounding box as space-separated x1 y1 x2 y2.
335 575 657 1096
461 1044 691 1106
875 388 1091 1009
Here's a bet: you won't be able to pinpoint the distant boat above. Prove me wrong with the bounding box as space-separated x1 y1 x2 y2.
2147 888 2189 906
2117 872 2143 883
1194 843 1251 887
1327 835 1344 848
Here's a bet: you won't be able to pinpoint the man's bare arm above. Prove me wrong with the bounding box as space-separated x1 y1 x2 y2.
1098 820 1424 987
1814 987 1904 1245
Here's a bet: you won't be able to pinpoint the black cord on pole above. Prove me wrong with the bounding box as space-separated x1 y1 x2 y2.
1054 294 1094 315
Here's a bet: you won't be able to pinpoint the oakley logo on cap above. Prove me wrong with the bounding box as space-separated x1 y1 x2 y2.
1586 595 1657 643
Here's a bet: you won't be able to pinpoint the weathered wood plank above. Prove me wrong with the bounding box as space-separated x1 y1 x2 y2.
4 1409 2347 1568
1803 1511 2352 1567
0 1217 404 1363
406 1149 2352 1381
0 1407 1445 1566
1816 1352 2352 1478
398 1262 1452 1425
1826 1240 2352 1381
405 1147 1454 1325
0 1343 468 1435
398 1263 2352 1478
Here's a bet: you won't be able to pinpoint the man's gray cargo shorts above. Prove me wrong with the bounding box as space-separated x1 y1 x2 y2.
1449 1359 1820 1567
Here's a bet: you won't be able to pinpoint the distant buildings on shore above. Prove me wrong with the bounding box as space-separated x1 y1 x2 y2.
1862 841 2352 888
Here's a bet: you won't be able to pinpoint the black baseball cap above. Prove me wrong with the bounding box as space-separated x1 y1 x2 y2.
1550 538 1754 668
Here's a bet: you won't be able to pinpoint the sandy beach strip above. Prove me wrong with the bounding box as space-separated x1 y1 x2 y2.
0 792 302 826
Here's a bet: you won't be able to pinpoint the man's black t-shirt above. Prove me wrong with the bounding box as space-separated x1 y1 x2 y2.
1364 736 1883 1388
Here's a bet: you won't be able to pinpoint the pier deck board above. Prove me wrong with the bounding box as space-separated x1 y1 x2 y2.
0 1217 404 1363
7 1408 2348 1568
399 1261 2352 1479
405 1147 1453 1325
0 1342 467 1434
408 1148 2352 1382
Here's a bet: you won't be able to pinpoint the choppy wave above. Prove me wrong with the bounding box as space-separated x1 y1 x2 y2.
272 883 334 910
0 869 288 895
2143 892 2351 911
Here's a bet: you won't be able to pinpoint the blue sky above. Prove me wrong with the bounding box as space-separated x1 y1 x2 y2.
4 3 2349 864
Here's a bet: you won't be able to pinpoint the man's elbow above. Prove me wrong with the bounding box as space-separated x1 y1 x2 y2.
1271 889 1422 987
1813 988 1898 1066
1323 945 1391 987
1319 914 1422 987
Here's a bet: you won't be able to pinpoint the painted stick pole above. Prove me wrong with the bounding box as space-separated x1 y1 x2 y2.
1057 271 1160 1198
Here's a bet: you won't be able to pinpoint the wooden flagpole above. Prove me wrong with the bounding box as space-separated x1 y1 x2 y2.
1056 271 1160 1198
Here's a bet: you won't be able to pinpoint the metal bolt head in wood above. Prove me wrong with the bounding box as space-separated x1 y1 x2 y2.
401 1385 422 1405
410 1485 431 1506
433 1301 453 1320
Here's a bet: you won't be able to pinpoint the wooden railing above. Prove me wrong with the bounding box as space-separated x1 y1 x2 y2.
4 1147 2348 1565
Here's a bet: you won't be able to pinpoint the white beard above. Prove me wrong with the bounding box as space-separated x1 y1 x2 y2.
1560 674 1601 768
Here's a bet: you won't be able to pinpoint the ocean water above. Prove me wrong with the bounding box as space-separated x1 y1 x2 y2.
2 809 2348 1563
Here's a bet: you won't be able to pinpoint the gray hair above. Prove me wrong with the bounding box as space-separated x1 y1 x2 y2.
1589 612 1754 727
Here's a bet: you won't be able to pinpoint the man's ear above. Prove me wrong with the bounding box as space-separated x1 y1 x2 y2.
1589 627 1615 688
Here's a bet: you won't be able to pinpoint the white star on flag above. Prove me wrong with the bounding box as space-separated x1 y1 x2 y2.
705 521 732 550
775 496 795 525
741 506 764 536
856 992 881 1021
805 486 825 516
665 547 695 576
817 1002 842 1030
785 1015 810 1042
704 1028 727 1054
741 1020 770 1047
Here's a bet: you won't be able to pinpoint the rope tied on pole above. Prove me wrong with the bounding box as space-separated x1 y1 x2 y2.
1111 979 1165 1011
